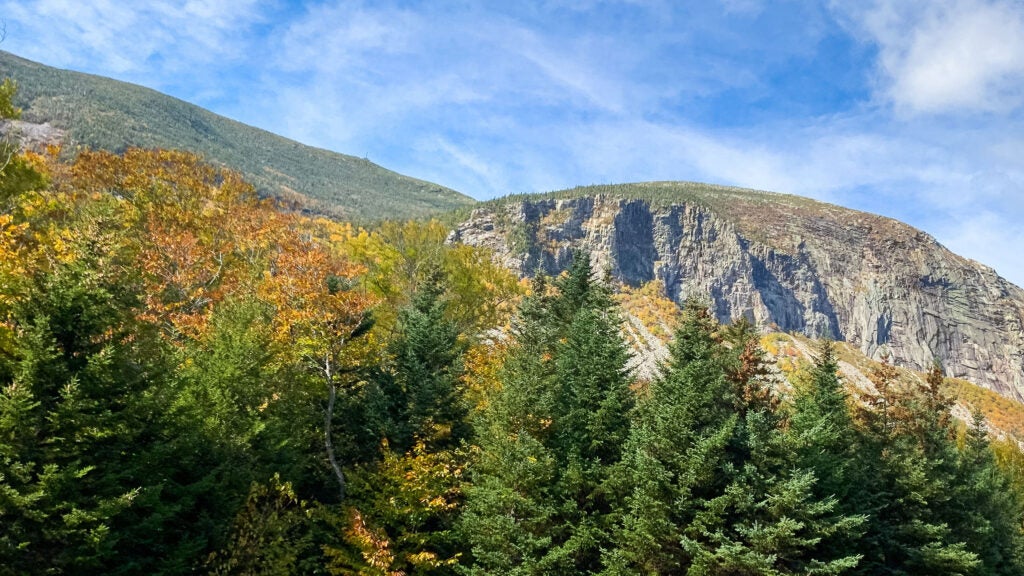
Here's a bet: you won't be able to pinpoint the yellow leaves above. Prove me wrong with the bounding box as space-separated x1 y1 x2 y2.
335 439 466 574
344 510 400 575
615 279 680 340
462 342 508 412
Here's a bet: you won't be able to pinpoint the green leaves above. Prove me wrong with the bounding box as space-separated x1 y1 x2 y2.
0 78 21 120
463 252 634 575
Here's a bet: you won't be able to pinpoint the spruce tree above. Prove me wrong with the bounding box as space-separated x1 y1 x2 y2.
952 412 1024 575
0 252 170 572
385 273 468 451
461 252 633 575
608 309 863 575
853 360 980 575
787 340 868 567
604 301 739 574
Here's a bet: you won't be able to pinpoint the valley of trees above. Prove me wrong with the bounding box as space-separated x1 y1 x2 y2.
1 121 1023 572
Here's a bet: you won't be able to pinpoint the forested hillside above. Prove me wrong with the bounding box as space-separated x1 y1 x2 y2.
0 50 475 221
1 142 1022 574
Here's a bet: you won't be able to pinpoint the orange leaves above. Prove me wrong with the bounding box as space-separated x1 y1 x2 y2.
7 147 377 346
258 234 374 353
339 510 401 576
69 148 255 215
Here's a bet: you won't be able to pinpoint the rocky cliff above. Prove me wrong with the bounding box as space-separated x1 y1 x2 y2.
449 183 1024 402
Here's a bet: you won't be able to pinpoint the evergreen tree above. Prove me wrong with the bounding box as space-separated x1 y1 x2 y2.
332 273 473 575
605 301 739 574
608 307 863 575
389 273 468 451
787 340 868 567
952 412 1024 575
0 249 168 573
853 360 980 575
461 252 634 575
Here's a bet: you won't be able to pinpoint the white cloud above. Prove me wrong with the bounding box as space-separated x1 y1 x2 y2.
4 0 1023 288
838 0 1024 114
274 3 420 74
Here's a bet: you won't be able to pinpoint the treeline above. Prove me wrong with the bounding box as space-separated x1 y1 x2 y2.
0 148 1023 575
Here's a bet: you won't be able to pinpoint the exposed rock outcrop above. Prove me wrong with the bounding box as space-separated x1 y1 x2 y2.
450 187 1024 402
0 119 65 150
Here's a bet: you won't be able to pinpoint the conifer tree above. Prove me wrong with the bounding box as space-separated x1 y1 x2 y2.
333 273 472 575
608 308 863 574
952 412 1024 575
390 272 468 451
787 340 868 566
604 301 738 574
853 360 980 575
0 244 167 572
462 252 633 575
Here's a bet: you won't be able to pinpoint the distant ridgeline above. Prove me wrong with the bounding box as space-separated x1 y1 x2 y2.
451 182 1024 403
0 49 475 221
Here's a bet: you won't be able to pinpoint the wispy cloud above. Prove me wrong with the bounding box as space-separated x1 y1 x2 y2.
836 0 1024 114
0 0 268 90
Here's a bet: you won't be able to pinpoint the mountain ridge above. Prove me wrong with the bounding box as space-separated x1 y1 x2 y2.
0 49 475 221
450 183 1024 403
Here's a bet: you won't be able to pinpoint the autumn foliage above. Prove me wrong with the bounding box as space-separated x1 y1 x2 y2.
0 147 1021 575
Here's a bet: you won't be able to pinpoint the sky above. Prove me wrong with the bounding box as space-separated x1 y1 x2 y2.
2 0 1024 286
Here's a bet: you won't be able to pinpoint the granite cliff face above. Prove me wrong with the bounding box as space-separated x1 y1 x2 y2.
449 184 1024 402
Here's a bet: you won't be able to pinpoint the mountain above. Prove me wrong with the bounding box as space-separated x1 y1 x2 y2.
615 281 1024 440
450 182 1024 403
0 50 475 221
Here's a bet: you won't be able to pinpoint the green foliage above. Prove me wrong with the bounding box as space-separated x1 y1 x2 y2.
607 305 865 575
787 340 868 566
462 252 634 575
852 361 986 575
0 152 48 204
207 475 318 576
0 244 162 573
0 75 46 204
0 146 1021 575
0 77 21 120
0 50 474 221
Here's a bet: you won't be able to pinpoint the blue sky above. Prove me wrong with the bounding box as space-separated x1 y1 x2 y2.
3 0 1024 286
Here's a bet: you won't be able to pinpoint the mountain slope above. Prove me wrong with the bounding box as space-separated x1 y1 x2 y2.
450 182 1024 402
0 50 475 221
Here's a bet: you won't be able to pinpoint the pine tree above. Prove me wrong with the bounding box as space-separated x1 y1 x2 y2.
787 340 868 567
333 273 473 575
608 309 864 575
462 252 634 575
390 273 468 451
0 253 166 572
605 301 738 574
953 412 1024 575
853 360 980 575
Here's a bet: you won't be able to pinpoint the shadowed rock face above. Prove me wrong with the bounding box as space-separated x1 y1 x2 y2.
450 193 1024 402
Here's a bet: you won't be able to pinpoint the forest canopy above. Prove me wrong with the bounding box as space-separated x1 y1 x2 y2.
0 147 1022 575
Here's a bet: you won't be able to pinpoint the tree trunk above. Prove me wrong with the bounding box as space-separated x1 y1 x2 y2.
323 354 346 501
